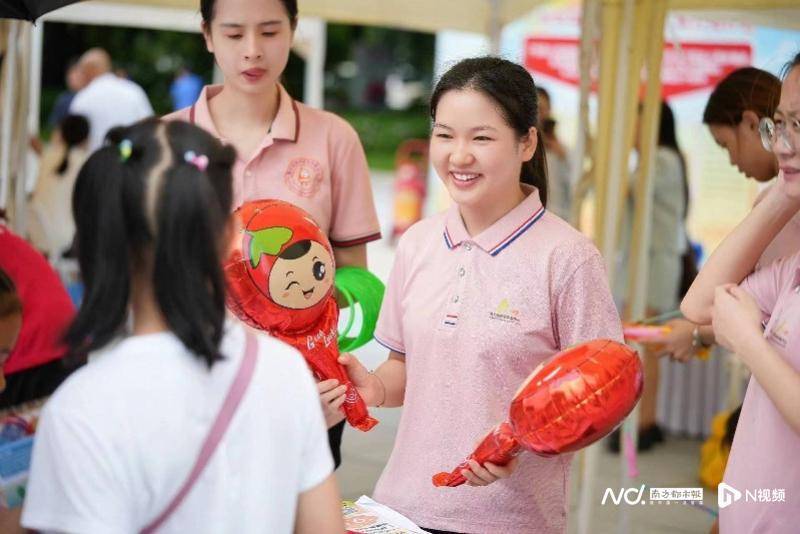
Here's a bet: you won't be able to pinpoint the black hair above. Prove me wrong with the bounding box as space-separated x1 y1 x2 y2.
279 239 311 260
430 56 548 206
703 67 781 126
0 268 22 319
65 118 236 367
783 51 800 79
656 101 690 220
536 86 550 103
200 0 298 28
56 114 90 176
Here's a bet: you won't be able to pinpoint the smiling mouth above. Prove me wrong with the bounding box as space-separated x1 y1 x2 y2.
302 288 315 300
451 172 481 183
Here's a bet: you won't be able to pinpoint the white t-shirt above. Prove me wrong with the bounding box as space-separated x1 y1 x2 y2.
69 72 154 151
21 322 333 533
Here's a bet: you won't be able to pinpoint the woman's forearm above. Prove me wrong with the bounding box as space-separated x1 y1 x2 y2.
682 185 800 324
373 353 406 408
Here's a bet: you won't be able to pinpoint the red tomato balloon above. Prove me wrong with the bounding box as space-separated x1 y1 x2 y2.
224 199 377 431
433 339 642 487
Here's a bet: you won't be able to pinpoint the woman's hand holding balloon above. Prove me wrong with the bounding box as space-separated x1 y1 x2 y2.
461 457 520 487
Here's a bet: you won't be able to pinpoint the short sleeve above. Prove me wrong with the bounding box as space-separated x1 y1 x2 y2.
295 356 334 492
22 405 133 534
740 250 800 317
327 118 381 247
373 237 408 355
554 247 623 349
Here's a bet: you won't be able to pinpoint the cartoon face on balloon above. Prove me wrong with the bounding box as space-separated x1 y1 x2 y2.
264 238 333 309
246 226 334 311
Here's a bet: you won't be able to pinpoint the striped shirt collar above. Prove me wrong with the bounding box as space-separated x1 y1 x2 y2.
443 186 546 257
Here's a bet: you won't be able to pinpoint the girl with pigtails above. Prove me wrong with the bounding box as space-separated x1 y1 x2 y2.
21 119 343 533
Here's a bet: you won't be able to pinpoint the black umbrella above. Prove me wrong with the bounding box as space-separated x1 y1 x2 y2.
0 0 84 21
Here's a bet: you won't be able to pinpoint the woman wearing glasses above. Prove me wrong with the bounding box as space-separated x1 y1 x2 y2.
682 53 800 533
647 68 792 364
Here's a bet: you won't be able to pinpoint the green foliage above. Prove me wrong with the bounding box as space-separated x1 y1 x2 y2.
339 107 430 170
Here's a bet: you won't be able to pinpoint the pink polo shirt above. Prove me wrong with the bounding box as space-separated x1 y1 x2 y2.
164 84 380 247
721 250 800 533
373 188 623 533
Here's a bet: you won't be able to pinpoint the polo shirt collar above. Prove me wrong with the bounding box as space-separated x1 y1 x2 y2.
191 83 298 143
443 186 546 257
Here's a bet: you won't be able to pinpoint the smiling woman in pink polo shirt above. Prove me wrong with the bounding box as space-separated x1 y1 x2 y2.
165 0 381 468
682 53 800 534
340 57 622 534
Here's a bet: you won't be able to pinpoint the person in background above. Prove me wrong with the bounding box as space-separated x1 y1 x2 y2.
611 101 688 451
47 61 87 130
170 66 204 110
69 48 153 151
28 114 90 259
536 86 572 220
653 67 787 363
0 266 25 534
0 218 76 410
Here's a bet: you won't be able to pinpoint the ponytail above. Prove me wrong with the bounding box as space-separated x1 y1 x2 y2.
152 123 234 366
65 118 235 367
64 144 138 357
522 137 548 207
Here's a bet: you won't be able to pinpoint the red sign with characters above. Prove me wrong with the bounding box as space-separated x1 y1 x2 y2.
524 36 752 98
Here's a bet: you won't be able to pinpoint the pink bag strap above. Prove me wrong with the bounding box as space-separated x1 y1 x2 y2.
141 332 258 534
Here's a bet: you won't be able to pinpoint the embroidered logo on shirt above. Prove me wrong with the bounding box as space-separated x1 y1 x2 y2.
284 157 323 198
489 299 520 324
768 319 789 349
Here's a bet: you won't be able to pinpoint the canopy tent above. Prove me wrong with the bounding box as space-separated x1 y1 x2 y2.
574 1 799 533
0 0 551 225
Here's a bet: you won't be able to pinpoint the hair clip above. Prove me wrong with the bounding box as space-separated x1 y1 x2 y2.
119 139 133 162
184 150 209 172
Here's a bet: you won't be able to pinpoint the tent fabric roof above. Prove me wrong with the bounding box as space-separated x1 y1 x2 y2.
106 0 547 35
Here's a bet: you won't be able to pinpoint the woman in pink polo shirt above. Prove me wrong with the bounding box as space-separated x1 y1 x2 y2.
341 57 622 533
654 68 789 363
165 0 382 467
682 53 800 533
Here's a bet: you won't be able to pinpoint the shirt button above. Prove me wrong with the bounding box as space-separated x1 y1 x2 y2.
452 295 459 303
245 170 252 178
458 267 466 277
794 284 800 294
465 243 472 251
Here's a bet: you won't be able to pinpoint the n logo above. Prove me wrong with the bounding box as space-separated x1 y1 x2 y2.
718 482 742 509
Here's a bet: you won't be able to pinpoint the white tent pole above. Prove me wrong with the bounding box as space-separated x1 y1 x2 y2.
302 17 326 109
28 23 43 138
0 21 20 212
488 0 502 54
14 24 32 235
570 0 598 228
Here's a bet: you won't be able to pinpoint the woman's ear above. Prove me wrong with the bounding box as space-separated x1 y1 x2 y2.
521 126 539 162
202 22 215 54
741 110 761 132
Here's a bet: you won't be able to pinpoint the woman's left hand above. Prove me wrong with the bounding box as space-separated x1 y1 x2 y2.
711 284 763 355
461 457 520 487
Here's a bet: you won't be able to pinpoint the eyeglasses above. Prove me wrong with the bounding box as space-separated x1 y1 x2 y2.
759 116 800 152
